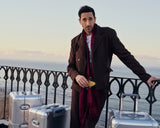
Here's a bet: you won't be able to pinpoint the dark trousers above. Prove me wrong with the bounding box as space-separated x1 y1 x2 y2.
70 89 107 128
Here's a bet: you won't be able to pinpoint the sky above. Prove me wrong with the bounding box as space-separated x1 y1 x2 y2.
0 0 160 67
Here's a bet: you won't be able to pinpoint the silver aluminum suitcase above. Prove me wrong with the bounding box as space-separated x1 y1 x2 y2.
109 93 159 128
9 91 43 128
28 103 70 128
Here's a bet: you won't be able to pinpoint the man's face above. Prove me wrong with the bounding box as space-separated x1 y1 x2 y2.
79 12 96 35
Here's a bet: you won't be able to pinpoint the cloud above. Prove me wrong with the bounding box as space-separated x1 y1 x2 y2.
0 49 68 63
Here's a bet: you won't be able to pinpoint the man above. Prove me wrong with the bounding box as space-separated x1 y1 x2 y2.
67 5 160 128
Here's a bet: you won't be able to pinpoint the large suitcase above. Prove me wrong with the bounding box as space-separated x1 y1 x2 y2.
9 91 43 128
109 93 159 128
28 103 70 128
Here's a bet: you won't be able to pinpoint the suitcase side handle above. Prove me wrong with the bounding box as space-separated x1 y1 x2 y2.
19 123 28 128
20 104 30 110
32 120 40 127
120 93 139 112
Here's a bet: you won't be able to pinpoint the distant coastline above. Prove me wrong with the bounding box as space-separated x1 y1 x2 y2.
0 58 160 78
0 58 68 71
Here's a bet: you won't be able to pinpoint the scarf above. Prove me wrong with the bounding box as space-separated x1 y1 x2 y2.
79 27 100 128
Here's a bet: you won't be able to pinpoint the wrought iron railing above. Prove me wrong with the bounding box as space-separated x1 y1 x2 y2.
0 65 159 127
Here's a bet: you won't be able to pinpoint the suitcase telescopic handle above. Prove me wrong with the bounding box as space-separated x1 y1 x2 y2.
53 107 65 117
120 93 139 112
46 104 59 109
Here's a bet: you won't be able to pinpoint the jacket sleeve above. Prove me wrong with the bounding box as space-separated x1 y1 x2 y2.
67 39 79 82
110 29 151 82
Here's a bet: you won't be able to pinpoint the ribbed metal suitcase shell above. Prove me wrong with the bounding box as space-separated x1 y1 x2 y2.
9 91 43 128
109 110 159 128
109 94 159 128
28 103 70 128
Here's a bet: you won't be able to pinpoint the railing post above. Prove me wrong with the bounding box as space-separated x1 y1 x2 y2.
44 71 50 105
29 69 35 92
10 67 15 91
3 67 9 119
36 70 43 94
105 93 109 128
16 68 21 92
61 72 68 105
22 68 28 92
52 72 59 103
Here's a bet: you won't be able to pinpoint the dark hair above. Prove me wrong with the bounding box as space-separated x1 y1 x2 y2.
78 5 95 18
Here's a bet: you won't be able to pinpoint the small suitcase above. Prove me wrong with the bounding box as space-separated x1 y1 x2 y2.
109 93 159 128
28 103 70 128
9 91 43 128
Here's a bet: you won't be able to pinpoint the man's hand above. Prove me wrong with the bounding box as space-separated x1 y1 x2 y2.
147 76 160 87
75 75 89 88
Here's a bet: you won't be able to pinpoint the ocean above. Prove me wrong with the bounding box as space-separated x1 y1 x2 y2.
0 59 160 126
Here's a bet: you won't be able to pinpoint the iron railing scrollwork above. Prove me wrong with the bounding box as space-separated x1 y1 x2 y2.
0 65 159 127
